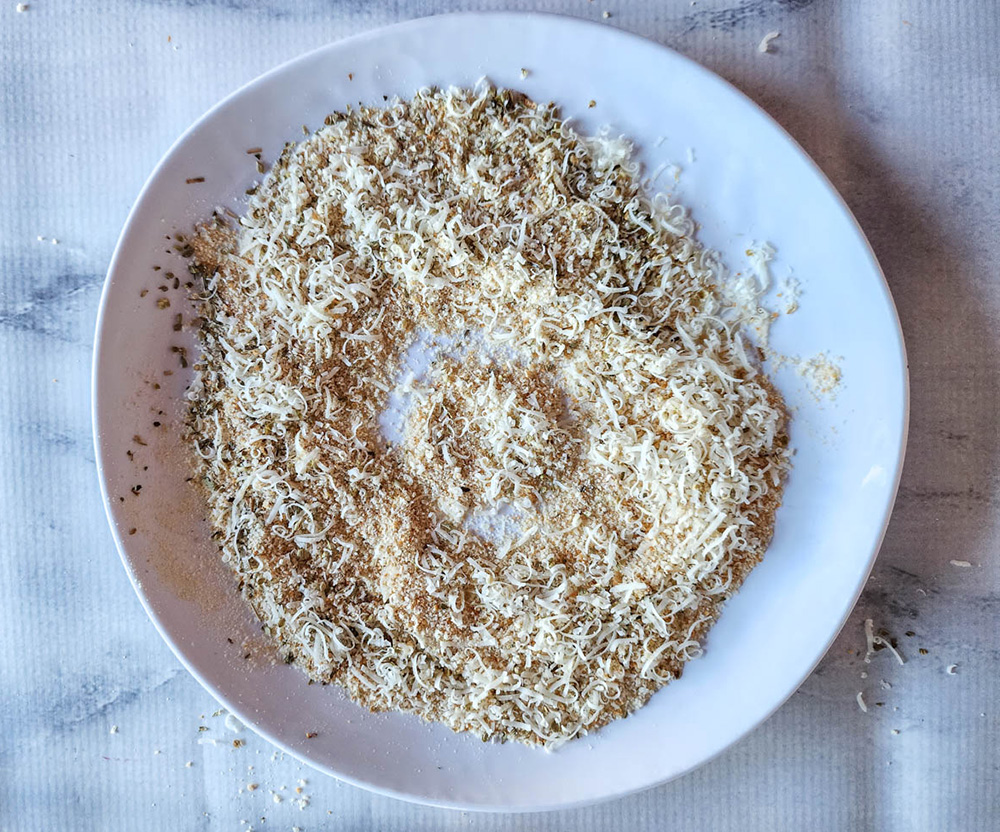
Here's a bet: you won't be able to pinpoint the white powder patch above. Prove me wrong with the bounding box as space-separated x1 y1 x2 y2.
796 352 843 400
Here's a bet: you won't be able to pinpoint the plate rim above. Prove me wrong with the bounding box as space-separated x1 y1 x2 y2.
92 9 910 813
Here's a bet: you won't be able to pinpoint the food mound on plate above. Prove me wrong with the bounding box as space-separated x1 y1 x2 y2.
184 84 790 748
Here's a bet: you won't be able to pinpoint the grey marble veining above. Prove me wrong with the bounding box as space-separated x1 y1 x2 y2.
2 1 998 829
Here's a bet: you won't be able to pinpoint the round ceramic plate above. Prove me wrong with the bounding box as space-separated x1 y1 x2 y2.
93 12 908 812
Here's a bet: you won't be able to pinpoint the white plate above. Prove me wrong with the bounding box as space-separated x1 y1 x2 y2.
92 12 908 812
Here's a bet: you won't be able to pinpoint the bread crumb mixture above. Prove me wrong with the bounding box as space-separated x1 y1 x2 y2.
186 85 790 748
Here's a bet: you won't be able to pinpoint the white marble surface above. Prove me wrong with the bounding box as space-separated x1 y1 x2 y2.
2 1 998 829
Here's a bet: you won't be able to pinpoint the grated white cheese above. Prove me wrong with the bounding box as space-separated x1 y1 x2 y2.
864 618 905 666
724 243 779 348
778 274 800 314
185 84 790 748
758 31 780 53
950 560 972 568
856 691 868 713
796 352 843 400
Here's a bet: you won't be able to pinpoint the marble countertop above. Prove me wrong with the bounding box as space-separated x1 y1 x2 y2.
2 1 997 829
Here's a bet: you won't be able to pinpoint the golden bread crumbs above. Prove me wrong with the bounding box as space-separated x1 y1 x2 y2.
185 84 789 748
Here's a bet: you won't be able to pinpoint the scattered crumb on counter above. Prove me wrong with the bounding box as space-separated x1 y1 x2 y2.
950 559 972 568
946 664 958 675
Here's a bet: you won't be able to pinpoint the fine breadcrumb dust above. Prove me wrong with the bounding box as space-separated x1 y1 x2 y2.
185 84 790 748
796 351 842 399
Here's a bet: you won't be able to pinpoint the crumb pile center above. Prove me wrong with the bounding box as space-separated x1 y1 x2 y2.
186 85 790 747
